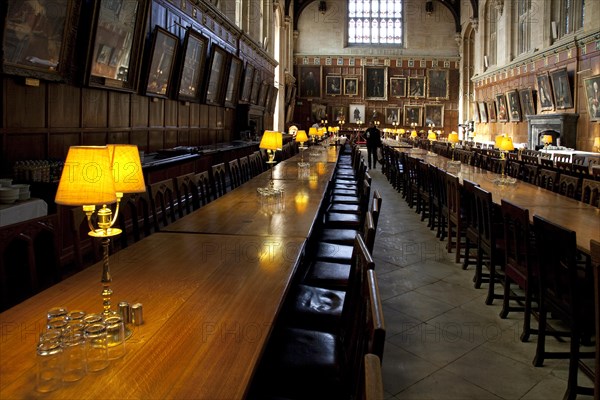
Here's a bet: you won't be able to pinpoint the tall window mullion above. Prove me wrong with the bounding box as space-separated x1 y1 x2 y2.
348 0 403 45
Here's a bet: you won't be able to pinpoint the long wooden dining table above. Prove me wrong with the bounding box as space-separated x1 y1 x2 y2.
403 149 600 254
0 146 341 399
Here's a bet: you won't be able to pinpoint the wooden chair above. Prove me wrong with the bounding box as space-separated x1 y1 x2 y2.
117 192 154 249
557 174 581 200
532 216 594 399
149 179 178 231
228 159 242 189
462 179 480 271
572 154 587 165
556 160 572 173
210 163 228 199
191 171 212 207
521 164 539 184
174 173 196 217
238 156 252 184
582 178 600 207
499 200 537 342
553 153 571 163
251 235 383 400
522 154 540 165
591 239 600 400
540 157 554 168
70 207 101 271
0 214 61 311
506 160 522 179
537 168 559 191
248 151 265 177
361 354 384 400
446 172 466 264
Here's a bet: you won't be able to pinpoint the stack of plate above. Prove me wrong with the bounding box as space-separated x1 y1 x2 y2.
0 187 19 204
11 184 30 200
0 178 12 187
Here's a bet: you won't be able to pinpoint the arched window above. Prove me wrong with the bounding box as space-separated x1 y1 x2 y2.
557 0 584 37
517 0 532 55
348 0 403 45
486 3 498 67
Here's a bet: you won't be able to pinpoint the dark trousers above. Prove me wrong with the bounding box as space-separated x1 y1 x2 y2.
367 146 378 169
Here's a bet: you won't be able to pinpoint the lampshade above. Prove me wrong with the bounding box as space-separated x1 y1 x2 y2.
399 129 406 135
308 127 318 137
542 135 553 144
499 136 515 151
295 130 309 143
260 130 283 151
107 144 146 194
448 132 459 144
494 134 505 149
55 146 117 206
427 131 437 141
316 127 326 137
594 137 600 151
410 130 418 138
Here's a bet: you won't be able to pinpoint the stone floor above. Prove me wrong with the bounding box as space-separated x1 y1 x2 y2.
363 152 594 400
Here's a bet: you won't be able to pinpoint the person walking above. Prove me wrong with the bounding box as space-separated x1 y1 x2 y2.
365 121 382 170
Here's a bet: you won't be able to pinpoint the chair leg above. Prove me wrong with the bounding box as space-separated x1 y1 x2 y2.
499 276 511 319
564 328 580 400
474 248 484 289
485 262 497 305
533 298 546 367
521 288 533 342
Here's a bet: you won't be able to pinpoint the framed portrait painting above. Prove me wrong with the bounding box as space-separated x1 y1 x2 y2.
325 75 342 96
311 103 327 122
424 104 444 127
240 63 255 103
298 66 321 98
496 93 509 122
331 105 347 124
385 107 401 125
177 29 208 102
224 55 243 108
536 73 555 111
390 77 406 98
471 102 480 123
205 45 228 105
583 74 600 121
85 0 149 91
506 90 522 122
426 69 449 99
258 81 270 108
478 102 488 123
364 66 387 100
144 27 179 98
404 105 423 126
487 101 497 122
349 104 366 124
408 76 426 98
344 77 358 96
250 68 261 105
550 68 573 109
519 88 536 117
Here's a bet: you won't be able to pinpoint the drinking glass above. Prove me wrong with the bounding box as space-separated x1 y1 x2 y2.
84 323 109 372
36 338 63 392
105 315 126 360
62 334 86 382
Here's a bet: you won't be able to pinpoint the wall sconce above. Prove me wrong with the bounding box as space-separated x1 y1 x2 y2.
319 0 327 15
425 0 433 16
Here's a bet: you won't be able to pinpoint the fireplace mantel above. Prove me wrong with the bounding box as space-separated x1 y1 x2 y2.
526 114 579 149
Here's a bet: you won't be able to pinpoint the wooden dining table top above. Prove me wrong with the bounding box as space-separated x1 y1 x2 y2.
164 151 339 237
404 150 600 253
0 232 306 400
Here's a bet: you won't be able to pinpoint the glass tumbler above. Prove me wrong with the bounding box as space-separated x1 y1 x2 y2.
62 333 86 382
36 339 63 392
105 315 126 360
47 307 68 321
84 323 109 372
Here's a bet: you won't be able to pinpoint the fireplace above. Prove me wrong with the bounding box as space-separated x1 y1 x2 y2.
526 114 578 149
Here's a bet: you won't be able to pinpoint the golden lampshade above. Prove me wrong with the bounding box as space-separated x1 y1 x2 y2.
295 130 309 144
107 144 146 195
542 135 553 145
448 132 459 144
499 136 515 151
55 146 117 206
308 127 318 137
410 130 418 138
316 127 326 137
427 131 437 141
260 130 283 151
593 137 600 152
398 129 406 135
494 134 505 149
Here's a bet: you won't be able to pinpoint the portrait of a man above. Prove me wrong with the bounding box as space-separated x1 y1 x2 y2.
408 77 425 98
364 67 387 100
427 69 448 99
536 73 554 111
584 75 600 121
299 66 321 98
550 68 573 109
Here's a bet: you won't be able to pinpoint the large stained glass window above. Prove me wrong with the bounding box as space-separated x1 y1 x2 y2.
348 0 403 45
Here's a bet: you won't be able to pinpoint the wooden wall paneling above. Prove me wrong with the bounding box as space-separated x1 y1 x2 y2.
151 1 168 31
108 92 131 128
178 103 190 127
6 133 47 165
188 129 200 145
130 130 150 152
164 130 178 148
189 103 200 126
149 98 165 127
81 88 108 128
199 104 209 128
48 133 81 160
178 130 190 146
149 130 165 152
131 95 149 127
107 131 130 144
164 99 178 127
82 132 108 146
4 79 46 128
48 83 80 128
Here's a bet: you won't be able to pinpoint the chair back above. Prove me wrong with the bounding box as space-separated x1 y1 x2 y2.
540 158 554 168
228 159 242 189
239 156 252 184
473 185 495 252
581 178 600 207
537 168 559 191
506 160 521 179
149 178 178 231
556 174 581 200
361 354 384 400
553 153 571 163
211 163 228 199
445 172 460 223
192 171 212 206
501 200 534 286
118 192 153 248
174 173 196 217
521 164 539 184
371 190 382 229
